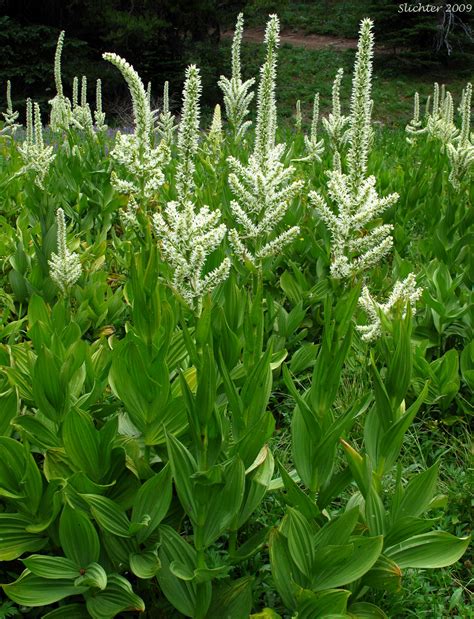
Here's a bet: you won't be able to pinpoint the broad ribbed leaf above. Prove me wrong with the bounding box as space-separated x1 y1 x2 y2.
62 409 101 481
362 555 402 592
85 574 144 618
385 532 469 568
82 494 131 538
206 576 254 618
312 536 383 590
395 461 439 519
129 551 161 579
157 525 205 618
0 514 47 560
286 508 315 579
22 555 80 579
42 604 89 618
297 588 351 618
59 505 100 566
165 433 198 522
131 464 172 542
74 563 108 590
3 570 87 606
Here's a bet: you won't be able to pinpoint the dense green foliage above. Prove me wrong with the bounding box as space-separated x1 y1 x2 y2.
0 12 472 619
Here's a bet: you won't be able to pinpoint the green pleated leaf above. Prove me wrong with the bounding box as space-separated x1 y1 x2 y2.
395 460 440 520
12 415 61 449
82 494 131 538
277 459 319 520
62 409 101 481
165 432 198 523
157 525 206 618
362 555 402 592
85 574 145 618
268 528 300 611
286 508 315 579
348 601 389 618
42 603 90 618
74 562 108 590
385 531 470 568
22 555 80 579
206 576 254 619
130 464 172 542
201 457 245 547
0 514 47 560
129 551 161 579
312 536 383 590
313 507 359 550
296 588 351 618
230 526 271 562
3 570 88 606
59 505 100 566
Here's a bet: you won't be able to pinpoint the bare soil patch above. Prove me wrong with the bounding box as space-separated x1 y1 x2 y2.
221 26 390 52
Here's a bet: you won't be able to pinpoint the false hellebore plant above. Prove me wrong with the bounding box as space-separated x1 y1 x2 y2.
153 66 230 313
295 92 324 163
48 207 82 294
1 80 20 134
156 80 176 145
406 81 473 189
103 52 170 207
309 19 421 340
218 12 255 141
322 67 350 157
49 30 73 132
17 99 55 189
309 18 397 282
227 15 304 270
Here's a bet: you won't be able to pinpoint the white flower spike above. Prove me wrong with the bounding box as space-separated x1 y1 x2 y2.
218 13 255 140
49 208 82 294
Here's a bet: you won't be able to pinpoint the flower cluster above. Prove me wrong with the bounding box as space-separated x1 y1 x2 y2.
447 83 473 189
94 79 107 131
357 273 422 341
2 81 20 134
405 92 422 144
17 100 56 189
156 81 176 144
153 202 230 313
294 99 302 132
295 93 324 163
153 65 230 312
48 208 82 294
309 18 398 280
71 76 94 132
321 68 350 156
218 13 255 140
103 52 170 204
175 65 202 204
406 81 473 189
227 15 303 268
49 31 73 132
310 174 397 279
204 104 224 159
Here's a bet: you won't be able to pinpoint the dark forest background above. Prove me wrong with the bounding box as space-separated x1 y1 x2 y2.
1 0 472 122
